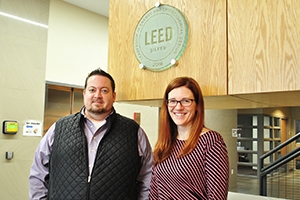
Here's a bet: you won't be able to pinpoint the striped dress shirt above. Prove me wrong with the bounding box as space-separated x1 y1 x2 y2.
150 130 229 200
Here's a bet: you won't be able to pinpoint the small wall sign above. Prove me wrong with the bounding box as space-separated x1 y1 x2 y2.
23 120 42 137
133 3 188 71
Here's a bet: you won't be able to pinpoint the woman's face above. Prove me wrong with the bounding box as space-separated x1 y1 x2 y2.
167 86 197 128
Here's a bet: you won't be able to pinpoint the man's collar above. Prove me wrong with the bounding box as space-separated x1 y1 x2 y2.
81 106 115 120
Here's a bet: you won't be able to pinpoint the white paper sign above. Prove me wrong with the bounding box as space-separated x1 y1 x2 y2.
23 120 42 137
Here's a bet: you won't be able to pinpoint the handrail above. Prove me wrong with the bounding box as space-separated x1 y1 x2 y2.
260 146 300 176
259 132 300 196
260 132 300 173
260 132 300 160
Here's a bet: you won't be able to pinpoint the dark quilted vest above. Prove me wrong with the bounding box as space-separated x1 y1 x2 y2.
48 111 141 200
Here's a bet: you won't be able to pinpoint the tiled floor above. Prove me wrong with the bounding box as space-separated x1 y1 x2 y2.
231 175 260 196
231 170 300 200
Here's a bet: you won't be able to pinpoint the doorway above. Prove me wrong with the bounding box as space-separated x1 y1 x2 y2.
43 84 83 134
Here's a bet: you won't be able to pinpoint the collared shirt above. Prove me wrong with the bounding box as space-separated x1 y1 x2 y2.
29 109 153 200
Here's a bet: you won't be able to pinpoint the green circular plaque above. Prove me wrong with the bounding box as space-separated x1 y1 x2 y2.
133 4 188 71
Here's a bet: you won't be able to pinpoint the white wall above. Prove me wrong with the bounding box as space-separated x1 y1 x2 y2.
46 0 108 87
114 103 159 148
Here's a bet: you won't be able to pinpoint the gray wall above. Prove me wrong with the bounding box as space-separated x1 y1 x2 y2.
0 0 49 199
205 109 238 190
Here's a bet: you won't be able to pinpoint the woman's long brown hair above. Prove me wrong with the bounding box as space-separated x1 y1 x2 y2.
153 77 205 165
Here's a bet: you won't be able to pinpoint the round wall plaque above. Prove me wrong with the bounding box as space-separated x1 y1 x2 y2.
133 4 188 71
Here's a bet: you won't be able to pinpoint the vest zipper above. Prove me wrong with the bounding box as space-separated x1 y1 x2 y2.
87 175 91 199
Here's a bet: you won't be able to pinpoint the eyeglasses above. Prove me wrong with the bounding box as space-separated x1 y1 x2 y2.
166 98 194 107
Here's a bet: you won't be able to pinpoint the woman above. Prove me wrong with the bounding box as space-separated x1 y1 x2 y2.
149 77 229 200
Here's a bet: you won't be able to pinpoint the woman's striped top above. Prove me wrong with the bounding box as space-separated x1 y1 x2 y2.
149 130 229 200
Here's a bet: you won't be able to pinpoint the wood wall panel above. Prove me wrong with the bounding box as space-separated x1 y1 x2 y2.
228 0 300 94
108 0 227 101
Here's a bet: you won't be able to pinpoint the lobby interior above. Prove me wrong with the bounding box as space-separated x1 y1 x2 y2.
1 0 300 199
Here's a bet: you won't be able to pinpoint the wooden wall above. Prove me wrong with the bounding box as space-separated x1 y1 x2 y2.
228 0 300 94
108 0 227 101
108 0 300 102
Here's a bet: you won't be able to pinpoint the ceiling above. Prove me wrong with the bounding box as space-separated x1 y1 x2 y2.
63 0 110 17
62 0 300 110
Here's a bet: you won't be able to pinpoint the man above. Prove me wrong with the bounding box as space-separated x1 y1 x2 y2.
29 68 153 200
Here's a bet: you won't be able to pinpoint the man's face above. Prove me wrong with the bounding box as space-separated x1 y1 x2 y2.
83 75 116 118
